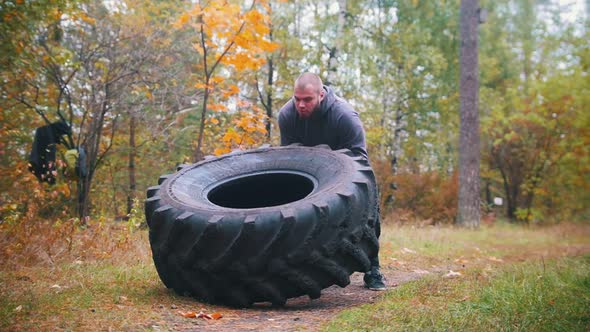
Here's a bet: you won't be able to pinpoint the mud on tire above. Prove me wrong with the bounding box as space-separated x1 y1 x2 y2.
145 145 379 307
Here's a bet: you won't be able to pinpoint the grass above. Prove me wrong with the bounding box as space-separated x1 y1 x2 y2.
0 221 215 331
323 256 590 331
0 219 589 331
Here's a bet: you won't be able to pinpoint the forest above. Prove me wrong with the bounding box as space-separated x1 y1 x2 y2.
1 0 588 226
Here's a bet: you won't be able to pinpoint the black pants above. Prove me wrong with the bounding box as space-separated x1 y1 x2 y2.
370 211 381 269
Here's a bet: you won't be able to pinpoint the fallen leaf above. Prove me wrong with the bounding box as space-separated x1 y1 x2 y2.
179 311 222 320
454 259 469 264
209 312 222 320
50 284 61 289
197 312 214 319
413 269 430 275
14 305 22 312
444 270 462 278
179 311 197 318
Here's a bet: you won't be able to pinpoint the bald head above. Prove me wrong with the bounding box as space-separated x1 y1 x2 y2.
295 72 323 93
293 72 325 119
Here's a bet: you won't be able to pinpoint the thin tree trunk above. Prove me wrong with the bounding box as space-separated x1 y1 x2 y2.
265 57 274 140
194 84 209 162
391 64 404 175
457 0 481 228
127 113 136 215
326 0 347 86
264 12 275 142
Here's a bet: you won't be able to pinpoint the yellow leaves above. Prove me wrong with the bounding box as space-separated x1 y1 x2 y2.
208 103 227 112
234 110 266 134
177 0 279 74
221 129 241 144
244 10 270 35
175 13 190 28
260 39 279 53
195 77 225 92
214 146 232 155
194 83 211 90
212 104 268 156
75 12 96 25
50 8 62 21
222 85 240 98
210 76 224 85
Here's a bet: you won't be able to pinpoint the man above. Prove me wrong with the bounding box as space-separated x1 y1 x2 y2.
278 72 386 291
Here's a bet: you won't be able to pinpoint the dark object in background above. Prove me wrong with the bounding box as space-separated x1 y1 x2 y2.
28 121 72 184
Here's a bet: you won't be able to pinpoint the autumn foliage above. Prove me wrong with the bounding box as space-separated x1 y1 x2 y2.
173 0 278 161
373 160 459 225
0 0 588 232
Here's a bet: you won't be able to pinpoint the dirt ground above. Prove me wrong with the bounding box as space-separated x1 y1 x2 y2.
151 243 590 332
151 268 432 332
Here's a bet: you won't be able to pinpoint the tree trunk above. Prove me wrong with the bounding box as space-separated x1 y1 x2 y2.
194 85 209 162
457 0 481 228
391 64 404 175
127 113 136 215
265 57 274 141
326 0 347 86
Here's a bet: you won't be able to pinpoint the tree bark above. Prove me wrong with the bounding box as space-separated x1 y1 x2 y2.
127 113 136 215
194 72 211 162
265 57 274 140
457 0 481 228
326 0 347 86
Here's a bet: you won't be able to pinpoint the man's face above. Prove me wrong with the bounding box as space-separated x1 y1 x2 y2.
293 84 324 119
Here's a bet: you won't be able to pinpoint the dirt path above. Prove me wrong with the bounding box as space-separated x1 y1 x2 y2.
156 269 427 332
157 243 590 331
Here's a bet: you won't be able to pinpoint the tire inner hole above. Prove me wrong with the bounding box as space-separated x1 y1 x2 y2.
207 172 315 209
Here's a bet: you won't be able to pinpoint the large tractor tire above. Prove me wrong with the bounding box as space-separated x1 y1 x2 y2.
145 144 379 307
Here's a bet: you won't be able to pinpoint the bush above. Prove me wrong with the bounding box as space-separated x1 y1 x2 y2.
373 160 458 224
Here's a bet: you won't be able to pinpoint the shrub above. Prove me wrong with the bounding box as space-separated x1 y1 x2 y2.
373 160 458 224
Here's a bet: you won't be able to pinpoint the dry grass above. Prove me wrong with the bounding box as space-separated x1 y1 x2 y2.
0 219 207 331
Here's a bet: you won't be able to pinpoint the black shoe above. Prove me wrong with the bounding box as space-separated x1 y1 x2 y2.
363 267 387 291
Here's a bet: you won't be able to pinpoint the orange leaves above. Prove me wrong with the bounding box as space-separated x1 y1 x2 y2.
208 103 228 112
213 104 268 156
176 0 277 160
175 0 279 73
176 13 190 27
222 85 240 98
243 10 270 35
178 310 223 320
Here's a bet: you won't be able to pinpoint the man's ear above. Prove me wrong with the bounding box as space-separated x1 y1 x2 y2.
319 90 325 102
